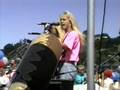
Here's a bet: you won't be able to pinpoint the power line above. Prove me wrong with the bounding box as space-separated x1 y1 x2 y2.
98 0 107 70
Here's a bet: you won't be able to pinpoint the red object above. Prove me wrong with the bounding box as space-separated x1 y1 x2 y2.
0 60 5 68
104 69 113 78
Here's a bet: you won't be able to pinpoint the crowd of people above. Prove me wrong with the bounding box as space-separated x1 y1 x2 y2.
0 55 19 90
73 65 120 90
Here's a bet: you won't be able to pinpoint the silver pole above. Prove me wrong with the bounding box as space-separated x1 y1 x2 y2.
87 0 95 90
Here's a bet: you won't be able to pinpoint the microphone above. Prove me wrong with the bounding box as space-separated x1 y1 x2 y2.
37 22 60 26
28 32 41 35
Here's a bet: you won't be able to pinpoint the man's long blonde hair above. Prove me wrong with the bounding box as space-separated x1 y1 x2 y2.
60 11 85 47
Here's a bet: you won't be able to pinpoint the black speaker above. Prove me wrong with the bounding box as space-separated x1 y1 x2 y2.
47 79 73 90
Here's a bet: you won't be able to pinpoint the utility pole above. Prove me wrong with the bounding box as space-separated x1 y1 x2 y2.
87 0 95 90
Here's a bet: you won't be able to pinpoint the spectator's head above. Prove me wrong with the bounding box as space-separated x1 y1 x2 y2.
104 69 113 78
77 65 85 74
10 60 17 68
112 71 120 82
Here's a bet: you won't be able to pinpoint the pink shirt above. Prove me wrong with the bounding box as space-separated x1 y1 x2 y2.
61 31 80 62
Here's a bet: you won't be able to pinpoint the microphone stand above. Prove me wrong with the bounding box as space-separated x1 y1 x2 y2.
37 22 60 33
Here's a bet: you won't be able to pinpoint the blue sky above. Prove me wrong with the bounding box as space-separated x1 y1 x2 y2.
0 0 120 49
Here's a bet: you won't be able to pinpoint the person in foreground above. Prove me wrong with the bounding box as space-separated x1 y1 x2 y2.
58 11 85 80
8 25 64 90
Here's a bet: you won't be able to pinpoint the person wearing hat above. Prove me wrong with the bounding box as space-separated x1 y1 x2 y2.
100 69 114 89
